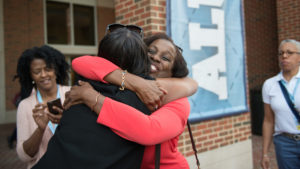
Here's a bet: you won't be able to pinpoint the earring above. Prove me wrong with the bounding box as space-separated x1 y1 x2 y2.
32 81 35 84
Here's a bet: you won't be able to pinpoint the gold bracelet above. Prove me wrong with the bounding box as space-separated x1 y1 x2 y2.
119 70 127 91
92 93 101 112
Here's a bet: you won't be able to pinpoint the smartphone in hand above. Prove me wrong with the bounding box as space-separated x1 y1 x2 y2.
47 98 63 115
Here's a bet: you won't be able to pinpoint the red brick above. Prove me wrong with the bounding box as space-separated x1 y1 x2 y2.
136 20 145 26
197 124 207 130
215 138 224 143
214 126 223 132
141 12 151 19
125 1 133 6
185 151 194 156
120 8 129 14
209 134 218 139
159 25 166 31
125 11 134 18
115 4 124 10
203 129 212 134
158 13 165 18
197 136 207 142
129 4 138 10
150 5 164 12
135 8 145 15
209 145 219 150
203 141 213 146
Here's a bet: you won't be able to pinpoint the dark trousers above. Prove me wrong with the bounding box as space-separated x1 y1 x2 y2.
7 127 16 148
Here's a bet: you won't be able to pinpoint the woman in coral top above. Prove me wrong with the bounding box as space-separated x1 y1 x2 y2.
66 32 197 169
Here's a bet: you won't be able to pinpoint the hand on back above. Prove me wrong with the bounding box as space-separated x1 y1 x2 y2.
63 80 95 109
134 79 167 111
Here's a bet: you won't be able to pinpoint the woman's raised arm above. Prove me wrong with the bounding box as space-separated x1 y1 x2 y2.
72 55 198 108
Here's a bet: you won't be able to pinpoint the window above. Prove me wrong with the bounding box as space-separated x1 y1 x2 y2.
47 1 70 44
73 5 95 45
45 0 98 55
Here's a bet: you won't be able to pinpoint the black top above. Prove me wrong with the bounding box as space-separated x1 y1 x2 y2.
32 77 151 169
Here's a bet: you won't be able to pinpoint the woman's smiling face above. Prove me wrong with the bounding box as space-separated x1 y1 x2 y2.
148 39 176 78
30 58 57 92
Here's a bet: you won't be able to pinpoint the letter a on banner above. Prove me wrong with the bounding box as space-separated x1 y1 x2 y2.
188 0 227 100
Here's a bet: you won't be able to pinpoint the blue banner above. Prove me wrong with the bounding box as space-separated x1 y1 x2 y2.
167 0 248 122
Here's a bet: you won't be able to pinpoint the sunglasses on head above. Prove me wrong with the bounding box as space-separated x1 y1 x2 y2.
105 23 144 38
176 45 183 53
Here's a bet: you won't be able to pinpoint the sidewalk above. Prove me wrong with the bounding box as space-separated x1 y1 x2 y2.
0 123 26 169
252 134 278 169
0 123 277 169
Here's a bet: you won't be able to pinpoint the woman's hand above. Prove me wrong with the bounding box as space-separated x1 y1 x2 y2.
32 103 49 131
134 79 167 111
63 80 96 110
261 154 270 169
47 106 63 124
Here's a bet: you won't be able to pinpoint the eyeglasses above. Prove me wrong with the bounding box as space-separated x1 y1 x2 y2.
105 23 144 38
278 50 300 57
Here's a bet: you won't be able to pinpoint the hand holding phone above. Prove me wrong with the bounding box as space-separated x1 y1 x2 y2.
47 98 63 115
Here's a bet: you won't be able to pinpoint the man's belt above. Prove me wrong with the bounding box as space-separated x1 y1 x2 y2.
282 132 300 141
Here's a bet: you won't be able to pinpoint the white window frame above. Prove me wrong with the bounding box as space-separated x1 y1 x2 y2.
43 0 98 55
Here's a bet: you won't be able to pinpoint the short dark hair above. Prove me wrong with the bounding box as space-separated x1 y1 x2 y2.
144 33 189 78
15 45 70 100
97 28 150 76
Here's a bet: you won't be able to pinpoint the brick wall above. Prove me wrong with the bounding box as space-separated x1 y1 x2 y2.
97 6 115 41
244 0 279 90
115 0 166 36
4 0 44 110
114 0 251 157
180 113 251 156
277 0 300 42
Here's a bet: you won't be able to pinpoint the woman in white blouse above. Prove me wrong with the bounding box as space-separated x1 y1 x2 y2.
261 39 300 169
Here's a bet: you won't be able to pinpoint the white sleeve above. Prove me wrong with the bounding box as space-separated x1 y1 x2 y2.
262 80 271 104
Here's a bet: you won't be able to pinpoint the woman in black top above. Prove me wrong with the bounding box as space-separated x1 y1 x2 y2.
33 28 151 169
